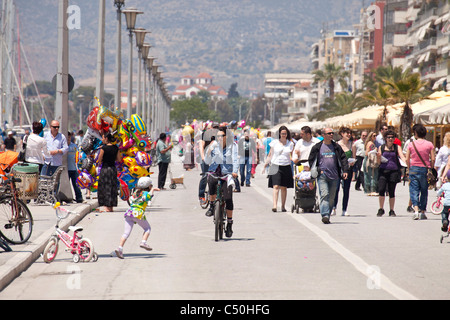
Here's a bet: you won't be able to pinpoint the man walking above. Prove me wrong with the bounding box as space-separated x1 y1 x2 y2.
238 129 256 187
308 128 349 224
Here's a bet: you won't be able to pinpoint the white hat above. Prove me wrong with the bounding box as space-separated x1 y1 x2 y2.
7 131 12 135
136 177 153 189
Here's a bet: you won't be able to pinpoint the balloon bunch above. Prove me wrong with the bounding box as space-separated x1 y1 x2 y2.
76 97 153 201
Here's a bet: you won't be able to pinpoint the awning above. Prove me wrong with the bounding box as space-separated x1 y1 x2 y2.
435 13 450 25
432 77 447 90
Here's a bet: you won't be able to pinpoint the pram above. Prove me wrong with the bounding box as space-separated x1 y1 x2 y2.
291 161 319 214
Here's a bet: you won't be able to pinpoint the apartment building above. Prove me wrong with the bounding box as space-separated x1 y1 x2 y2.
263 73 315 123
405 0 450 88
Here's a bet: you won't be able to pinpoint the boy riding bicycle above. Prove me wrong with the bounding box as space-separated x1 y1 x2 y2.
204 126 239 237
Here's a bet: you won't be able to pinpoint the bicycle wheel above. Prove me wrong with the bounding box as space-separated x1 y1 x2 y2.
214 202 224 242
0 196 33 244
77 237 94 262
43 237 59 263
431 201 443 215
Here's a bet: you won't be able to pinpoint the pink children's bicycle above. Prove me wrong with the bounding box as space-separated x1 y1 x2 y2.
42 203 97 263
431 194 444 215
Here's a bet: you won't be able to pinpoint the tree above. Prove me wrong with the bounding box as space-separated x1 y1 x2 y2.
170 97 215 126
382 68 428 141
312 63 349 100
227 82 239 99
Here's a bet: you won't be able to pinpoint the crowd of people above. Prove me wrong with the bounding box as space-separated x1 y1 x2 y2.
189 120 450 231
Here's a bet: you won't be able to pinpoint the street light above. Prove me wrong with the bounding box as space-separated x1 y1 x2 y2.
141 43 151 123
133 28 149 116
122 7 143 118
114 0 125 112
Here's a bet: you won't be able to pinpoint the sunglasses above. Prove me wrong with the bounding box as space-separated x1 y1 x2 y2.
52 126 60 129
386 136 395 139
325 132 334 135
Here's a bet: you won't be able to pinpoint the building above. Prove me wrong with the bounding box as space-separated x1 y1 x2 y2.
171 73 227 100
264 73 315 123
405 0 450 89
310 30 365 112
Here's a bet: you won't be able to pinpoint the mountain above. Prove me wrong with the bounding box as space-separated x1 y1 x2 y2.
16 0 362 96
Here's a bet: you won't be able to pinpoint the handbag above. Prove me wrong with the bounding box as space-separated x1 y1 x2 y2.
411 141 437 187
18 135 28 162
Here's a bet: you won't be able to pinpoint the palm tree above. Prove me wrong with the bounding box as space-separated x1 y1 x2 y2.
383 69 428 141
312 91 363 121
312 63 349 100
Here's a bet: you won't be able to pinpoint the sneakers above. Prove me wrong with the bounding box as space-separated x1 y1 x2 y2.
406 206 414 213
412 211 427 220
377 208 385 217
199 197 207 206
140 242 153 251
225 221 233 238
115 247 124 259
205 204 215 217
389 210 396 217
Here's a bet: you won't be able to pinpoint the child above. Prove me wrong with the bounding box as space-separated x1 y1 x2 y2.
115 177 159 259
437 171 450 232
296 170 314 190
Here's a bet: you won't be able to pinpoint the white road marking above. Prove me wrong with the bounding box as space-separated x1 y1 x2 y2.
253 184 418 300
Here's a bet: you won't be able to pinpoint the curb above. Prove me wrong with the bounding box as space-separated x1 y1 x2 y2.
0 202 98 292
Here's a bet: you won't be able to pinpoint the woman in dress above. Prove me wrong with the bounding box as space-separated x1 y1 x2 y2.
263 125 294 212
363 131 379 196
97 132 122 212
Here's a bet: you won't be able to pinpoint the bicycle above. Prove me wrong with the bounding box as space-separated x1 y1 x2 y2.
431 194 444 215
208 173 230 242
0 171 33 244
42 202 98 263
199 172 210 210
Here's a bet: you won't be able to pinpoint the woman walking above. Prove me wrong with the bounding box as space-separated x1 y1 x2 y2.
263 126 294 212
333 127 354 216
97 132 122 212
363 131 379 196
406 124 435 220
376 129 406 217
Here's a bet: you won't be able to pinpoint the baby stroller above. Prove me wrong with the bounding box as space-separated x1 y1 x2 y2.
291 162 319 214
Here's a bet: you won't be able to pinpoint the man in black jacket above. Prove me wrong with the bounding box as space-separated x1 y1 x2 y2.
308 128 349 224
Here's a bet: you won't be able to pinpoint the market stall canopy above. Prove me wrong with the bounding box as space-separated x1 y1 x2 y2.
414 102 450 125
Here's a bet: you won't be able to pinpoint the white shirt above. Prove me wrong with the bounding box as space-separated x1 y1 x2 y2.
353 138 365 157
269 139 294 166
25 133 50 165
293 137 320 162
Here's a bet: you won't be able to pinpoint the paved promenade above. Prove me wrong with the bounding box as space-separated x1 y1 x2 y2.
0 153 448 299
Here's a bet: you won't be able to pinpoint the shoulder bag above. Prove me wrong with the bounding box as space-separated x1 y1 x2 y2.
412 141 437 187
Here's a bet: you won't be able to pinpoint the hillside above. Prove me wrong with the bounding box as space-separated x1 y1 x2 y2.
16 0 362 95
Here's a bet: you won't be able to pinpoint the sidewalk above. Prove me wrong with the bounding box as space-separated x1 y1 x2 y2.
0 198 99 291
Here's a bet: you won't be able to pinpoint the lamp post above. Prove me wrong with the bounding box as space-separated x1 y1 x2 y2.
141 43 151 122
146 56 155 131
123 7 143 118
133 27 149 117
95 0 106 104
114 0 125 111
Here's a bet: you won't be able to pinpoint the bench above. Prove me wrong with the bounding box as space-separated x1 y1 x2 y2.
35 166 64 205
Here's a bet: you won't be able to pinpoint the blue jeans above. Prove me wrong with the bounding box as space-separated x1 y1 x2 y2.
68 170 83 202
334 177 352 211
409 166 428 211
240 156 251 185
317 174 339 218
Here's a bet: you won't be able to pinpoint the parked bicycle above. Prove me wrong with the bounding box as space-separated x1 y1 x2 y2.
42 202 97 263
0 171 33 244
